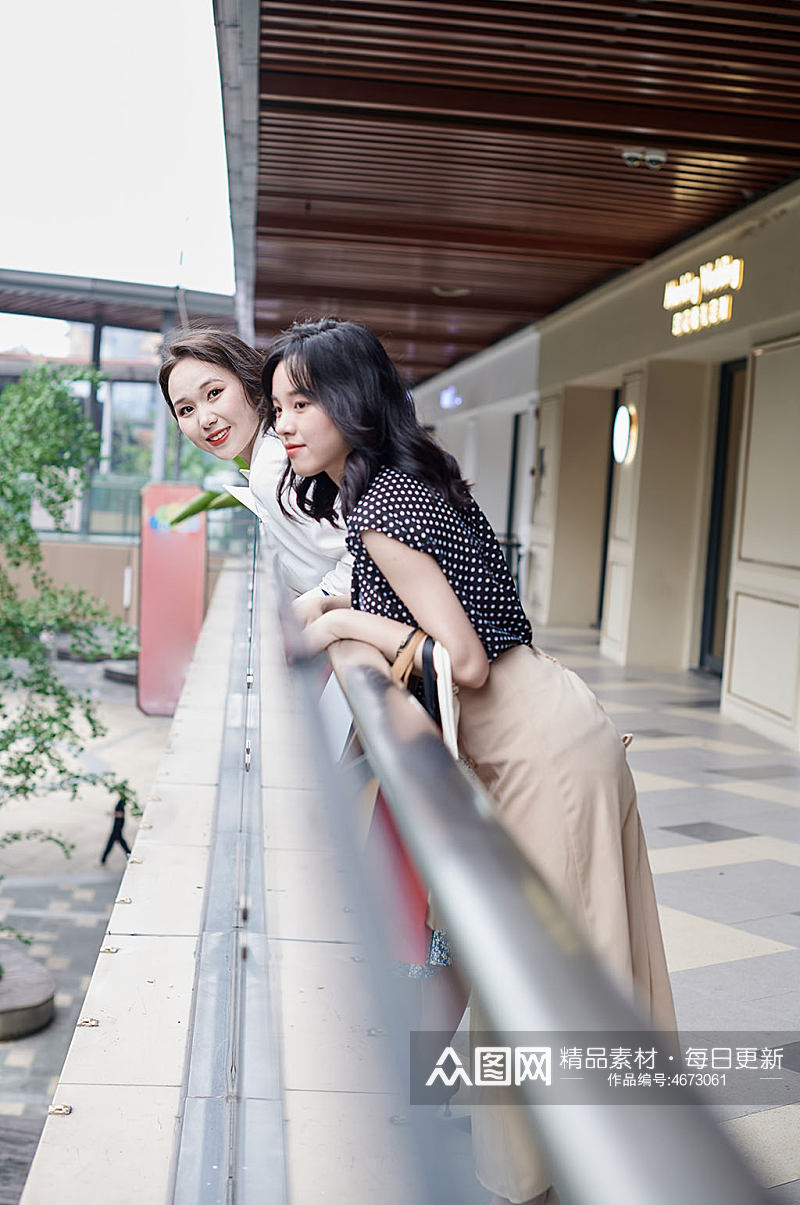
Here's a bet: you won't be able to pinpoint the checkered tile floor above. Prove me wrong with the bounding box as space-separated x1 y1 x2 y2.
0 869 124 1202
0 870 124 1113
540 627 800 1203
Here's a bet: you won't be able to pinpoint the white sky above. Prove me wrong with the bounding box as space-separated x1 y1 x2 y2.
1 0 235 297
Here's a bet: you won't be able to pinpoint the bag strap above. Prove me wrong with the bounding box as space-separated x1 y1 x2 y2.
421 636 441 725
432 641 459 759
391 627 426 686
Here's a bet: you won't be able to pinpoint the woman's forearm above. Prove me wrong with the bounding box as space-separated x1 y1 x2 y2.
305 602 489 689
322 592 352 613
306 607 418 668
292 590 351 627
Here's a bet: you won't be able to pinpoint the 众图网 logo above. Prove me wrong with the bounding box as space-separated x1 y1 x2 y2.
426 1046 552 1088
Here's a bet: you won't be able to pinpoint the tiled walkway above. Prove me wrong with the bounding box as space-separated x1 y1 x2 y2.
0 869 125 1204
542 626 800 1205
0 659 167 1204
0 870 125 1119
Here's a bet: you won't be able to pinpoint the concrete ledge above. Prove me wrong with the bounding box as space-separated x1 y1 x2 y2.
22 1084 181 1205
19 563 243 1205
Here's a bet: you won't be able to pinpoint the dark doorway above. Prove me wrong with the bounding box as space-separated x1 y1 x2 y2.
699 359 747 674
500 411 523 586
595 389 620 628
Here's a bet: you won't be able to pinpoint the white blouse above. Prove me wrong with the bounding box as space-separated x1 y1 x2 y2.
243 429 352 598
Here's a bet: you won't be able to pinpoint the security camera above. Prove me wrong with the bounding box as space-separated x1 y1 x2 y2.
621 148 643 167
644 148 667 170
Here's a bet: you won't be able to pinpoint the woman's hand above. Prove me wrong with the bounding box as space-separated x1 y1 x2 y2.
303 609 349 656
301 578 488 691
293 591 352 628
292 592 327 627
302 606 421 671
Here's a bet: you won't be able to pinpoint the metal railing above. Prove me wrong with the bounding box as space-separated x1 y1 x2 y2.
324 638 772 1205
44 522 769 1205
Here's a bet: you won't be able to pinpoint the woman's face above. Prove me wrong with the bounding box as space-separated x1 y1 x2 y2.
168 356 260 465
270 360 351 482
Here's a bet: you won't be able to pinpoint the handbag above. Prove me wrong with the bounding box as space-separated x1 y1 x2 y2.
342 627 457 782
365 627 458 756
421 636 459 759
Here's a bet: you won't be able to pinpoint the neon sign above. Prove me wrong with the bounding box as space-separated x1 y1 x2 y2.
440 385 463 409
663 254 743 337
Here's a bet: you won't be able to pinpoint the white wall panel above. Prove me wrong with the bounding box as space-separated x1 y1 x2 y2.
626 360 712 667
526 541 554 623
611 449 636 544
604 563 628 647
740 342 800 569
547 386 612 626
472 409 515 533
728 593 800 722
723 336 800 747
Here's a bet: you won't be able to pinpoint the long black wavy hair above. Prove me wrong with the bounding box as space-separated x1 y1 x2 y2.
262 318 471 523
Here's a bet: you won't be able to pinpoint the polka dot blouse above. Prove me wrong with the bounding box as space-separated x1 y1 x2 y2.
346 467 532 660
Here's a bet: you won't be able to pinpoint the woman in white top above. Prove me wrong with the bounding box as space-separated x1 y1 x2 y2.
157 327 352 602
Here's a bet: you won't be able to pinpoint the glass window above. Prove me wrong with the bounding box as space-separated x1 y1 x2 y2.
105 381 158 477
100 326 160 367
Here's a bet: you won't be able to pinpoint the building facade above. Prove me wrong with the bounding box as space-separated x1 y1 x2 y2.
414 178 800 751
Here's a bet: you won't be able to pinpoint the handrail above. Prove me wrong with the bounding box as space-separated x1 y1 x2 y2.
326 638 771 1205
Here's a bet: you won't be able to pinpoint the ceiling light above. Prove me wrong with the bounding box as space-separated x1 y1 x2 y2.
644 148 667 170
621 147 644 167
620 147 668 170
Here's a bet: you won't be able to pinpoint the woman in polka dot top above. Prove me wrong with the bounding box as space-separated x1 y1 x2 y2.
263 318 676 1205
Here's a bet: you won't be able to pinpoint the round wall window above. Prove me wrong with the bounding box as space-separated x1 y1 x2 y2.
612 403 638 465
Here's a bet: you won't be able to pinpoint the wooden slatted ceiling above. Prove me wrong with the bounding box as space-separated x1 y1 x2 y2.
255 1 800 383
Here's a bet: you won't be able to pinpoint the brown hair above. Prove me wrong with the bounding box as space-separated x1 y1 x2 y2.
158 327 266 423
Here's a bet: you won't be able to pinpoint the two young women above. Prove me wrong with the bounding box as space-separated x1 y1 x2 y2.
157 329 351 604
263 319 675 1205
162 319 675 1205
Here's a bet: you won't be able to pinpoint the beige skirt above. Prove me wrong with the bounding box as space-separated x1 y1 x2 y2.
456 644 676 1203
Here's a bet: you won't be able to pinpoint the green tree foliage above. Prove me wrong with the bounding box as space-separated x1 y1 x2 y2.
0 363 137 846
166 419 221 483
111 421 153 477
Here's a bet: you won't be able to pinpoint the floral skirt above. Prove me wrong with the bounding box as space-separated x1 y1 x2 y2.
406 928 452 978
